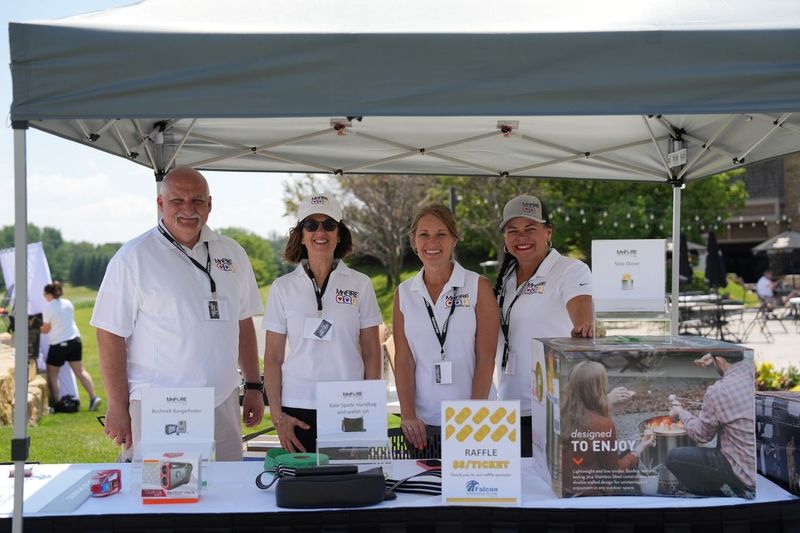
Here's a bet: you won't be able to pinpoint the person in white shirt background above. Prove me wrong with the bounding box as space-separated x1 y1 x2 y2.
262 193 382 453
756 269 799 311
393 204 499 453
42 281 101 411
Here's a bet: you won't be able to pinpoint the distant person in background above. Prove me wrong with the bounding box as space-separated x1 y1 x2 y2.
756 270 799 311
42 281 102 411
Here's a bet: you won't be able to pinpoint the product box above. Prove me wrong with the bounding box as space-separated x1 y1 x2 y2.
755 391 800 495
531 336 756 498
141 451 201 504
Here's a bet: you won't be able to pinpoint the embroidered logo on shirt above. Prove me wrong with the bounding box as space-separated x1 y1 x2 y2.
335 288 359 306
523 281 545 294
214 258 236 272
445 294 471 308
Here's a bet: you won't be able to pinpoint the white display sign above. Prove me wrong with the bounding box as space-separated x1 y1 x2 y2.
591 239 666 312
140 387 215 459
441 400 521 506
316 380 387 441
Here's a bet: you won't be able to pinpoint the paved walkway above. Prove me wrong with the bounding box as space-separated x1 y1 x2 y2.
735 308 799 370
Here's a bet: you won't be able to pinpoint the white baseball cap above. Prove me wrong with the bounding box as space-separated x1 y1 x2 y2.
296 192 343 223
499 195 550 230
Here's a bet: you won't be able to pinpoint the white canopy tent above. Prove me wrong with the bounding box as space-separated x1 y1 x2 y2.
8 0 800 527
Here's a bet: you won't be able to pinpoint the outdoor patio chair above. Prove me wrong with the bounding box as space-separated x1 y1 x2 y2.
741 301 775 343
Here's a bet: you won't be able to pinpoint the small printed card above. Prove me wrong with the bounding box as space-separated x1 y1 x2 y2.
140 388 214 460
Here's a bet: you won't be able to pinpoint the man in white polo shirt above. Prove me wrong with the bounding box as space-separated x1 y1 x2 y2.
91 167 264 461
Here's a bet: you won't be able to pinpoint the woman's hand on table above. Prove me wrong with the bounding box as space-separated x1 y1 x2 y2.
401 417 428 450
275 412 310 453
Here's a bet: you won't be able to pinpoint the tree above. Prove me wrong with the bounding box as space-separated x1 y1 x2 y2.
218 227 280 287
545 170 748 259
433 170 748 263
430 176 540 262
338 175 430 288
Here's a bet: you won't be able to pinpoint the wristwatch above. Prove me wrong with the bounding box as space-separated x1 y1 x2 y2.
244 381 264 392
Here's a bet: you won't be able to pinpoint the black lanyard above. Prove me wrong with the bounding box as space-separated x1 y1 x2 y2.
498 268 534 370
423 289 458 360
305 263 333 312
157 225 216 298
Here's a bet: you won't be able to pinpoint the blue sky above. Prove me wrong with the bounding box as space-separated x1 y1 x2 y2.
1 1 297 244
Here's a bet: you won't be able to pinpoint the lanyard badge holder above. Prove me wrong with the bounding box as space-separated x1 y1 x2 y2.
424 293 457 385
158 225 227 321
303 265 335 341
499 269 533 376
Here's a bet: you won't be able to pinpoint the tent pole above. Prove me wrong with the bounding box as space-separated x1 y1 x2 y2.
671 183 682 337
11 123 29 533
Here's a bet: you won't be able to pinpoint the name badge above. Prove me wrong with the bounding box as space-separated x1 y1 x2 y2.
435 360 453 385
204 299 229 321
503 350 517 376
303 317 334 342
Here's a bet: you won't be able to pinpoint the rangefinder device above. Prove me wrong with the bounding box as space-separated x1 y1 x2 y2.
164 420 187 436
159 461 193 490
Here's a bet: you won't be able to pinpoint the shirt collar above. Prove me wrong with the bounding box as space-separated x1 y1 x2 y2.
411 261 466 296
293 259 350 278
531 248 561 279
157 219 218 251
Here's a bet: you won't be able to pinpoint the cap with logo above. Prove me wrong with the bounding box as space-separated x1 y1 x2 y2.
297 192 343 223
499 195 550 230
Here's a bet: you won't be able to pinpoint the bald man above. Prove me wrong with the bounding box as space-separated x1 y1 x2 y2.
91 167 264 461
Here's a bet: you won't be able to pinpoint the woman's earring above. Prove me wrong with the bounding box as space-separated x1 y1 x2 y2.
503 245 509 254
547 239 553 249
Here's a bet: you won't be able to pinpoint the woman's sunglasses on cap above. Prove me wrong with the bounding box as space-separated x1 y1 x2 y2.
302 218 338 232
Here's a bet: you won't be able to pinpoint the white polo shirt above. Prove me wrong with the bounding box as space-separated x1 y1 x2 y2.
262 260 383 409
91 224 262 406
42 298 80 345
494 249 592 416
397 261 483 426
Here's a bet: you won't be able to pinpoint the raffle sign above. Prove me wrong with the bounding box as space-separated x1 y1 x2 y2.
441 400 521 506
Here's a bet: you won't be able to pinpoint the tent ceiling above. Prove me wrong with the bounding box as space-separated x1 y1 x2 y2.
31 113 800 182
9 0 800 181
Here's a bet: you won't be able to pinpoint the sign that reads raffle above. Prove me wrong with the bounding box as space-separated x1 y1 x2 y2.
441 400 521 506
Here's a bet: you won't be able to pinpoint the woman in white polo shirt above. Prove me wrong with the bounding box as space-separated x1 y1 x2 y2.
393 204 499 453
42 281 102 411
493 195 595 456
262 193 383 453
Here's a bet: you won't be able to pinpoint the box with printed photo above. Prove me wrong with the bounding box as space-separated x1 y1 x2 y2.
531 336 756 498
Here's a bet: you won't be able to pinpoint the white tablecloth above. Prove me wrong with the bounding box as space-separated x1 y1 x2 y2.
0 460 796 518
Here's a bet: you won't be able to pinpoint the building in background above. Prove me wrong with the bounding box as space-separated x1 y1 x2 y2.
721 154 800 282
